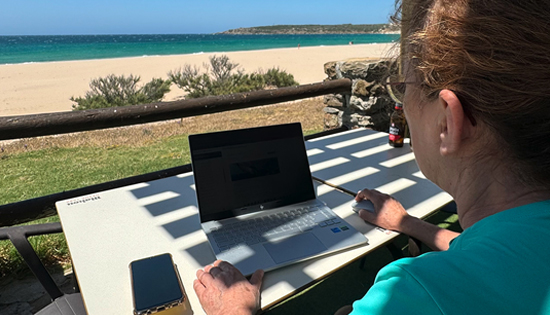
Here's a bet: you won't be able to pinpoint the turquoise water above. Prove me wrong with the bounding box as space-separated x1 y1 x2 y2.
0 34 399 65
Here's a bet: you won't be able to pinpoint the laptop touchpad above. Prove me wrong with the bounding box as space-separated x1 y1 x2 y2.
264 233 327 264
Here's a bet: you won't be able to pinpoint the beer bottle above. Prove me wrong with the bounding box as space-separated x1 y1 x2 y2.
389 103 406 147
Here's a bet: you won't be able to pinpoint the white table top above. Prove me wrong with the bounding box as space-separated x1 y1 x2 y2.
56 128 452 315
306 128 452 219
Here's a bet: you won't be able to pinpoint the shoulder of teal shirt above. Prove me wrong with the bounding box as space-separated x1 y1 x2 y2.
350 258 443 315
349 199 550 315
450 199 550 251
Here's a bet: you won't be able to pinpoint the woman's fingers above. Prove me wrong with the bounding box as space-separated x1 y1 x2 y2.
196 268 214 284
209 266 223 278
356 188 385 203
358 208 376 221
249 269 264 290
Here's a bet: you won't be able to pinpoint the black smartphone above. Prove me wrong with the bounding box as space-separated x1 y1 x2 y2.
129 253 185 315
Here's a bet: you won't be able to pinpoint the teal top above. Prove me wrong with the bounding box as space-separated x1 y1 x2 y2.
350 200 550 315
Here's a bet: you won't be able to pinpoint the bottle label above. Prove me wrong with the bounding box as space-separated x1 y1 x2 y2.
389 134 402 141
389 126 403 142
389 126 400 135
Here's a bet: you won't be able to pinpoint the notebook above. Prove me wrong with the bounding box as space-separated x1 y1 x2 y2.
189 123 368 275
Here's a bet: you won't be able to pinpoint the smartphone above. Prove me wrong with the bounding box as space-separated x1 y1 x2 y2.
129 253 185 315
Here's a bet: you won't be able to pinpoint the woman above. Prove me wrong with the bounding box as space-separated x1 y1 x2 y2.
193 0 550 314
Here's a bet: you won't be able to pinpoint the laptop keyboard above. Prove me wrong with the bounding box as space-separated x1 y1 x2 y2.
210 206 341 252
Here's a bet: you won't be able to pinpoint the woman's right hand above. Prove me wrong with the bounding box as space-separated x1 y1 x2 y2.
355 188 411 232
356 188 459 251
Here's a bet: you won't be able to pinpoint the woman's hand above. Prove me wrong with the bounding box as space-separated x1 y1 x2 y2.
194 260 264 315
356 188 459 251
355 188 410 232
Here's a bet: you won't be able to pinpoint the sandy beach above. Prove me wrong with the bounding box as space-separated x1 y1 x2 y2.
0 43 396 117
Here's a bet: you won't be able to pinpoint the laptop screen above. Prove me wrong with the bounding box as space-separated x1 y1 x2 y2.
189 123 316 223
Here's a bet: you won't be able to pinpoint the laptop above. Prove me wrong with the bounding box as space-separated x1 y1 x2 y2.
189 123 368 275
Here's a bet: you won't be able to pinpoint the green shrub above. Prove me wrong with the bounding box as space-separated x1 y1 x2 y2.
263 67 299 87
71 75 171 110
168 55 298 99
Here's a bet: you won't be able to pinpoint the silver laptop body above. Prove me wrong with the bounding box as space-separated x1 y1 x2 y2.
189 123 368 275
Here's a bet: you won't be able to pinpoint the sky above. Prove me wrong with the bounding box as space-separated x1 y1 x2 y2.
0 0 397 35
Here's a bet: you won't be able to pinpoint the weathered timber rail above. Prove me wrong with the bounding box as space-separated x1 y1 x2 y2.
0 79 351 141
0 79 351 226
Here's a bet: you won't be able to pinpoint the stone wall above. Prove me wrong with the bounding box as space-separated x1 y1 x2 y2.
323 58 397 132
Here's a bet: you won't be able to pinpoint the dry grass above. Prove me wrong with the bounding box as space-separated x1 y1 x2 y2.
0 97 326 154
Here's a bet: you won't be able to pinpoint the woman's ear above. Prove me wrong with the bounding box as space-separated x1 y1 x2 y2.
438 89 473 155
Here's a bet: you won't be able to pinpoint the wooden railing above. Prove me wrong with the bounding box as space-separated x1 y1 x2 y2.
0 79 352 226
0 79 351 141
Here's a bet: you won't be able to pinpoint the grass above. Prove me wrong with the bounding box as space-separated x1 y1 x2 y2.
0 216 72 282
1 137 191 203
0 98 326 278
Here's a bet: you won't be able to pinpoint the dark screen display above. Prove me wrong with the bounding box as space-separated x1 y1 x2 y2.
190 123 316 222
230 157 280 181
130 253 183 312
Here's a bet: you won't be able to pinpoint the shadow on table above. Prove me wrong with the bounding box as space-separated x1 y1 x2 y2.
129 174 215 266
307 129 446 211
128 174 373 289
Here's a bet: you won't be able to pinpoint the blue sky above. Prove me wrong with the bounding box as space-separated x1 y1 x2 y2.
1 0 397 35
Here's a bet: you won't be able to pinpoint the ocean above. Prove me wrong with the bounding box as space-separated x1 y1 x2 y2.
0 34 399 65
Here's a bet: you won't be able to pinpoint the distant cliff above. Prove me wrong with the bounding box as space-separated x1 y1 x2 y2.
219 24 400 35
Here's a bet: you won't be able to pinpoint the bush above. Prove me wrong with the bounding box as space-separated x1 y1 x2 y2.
263 67 299 87
71 75 171 110
168 55 298 99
